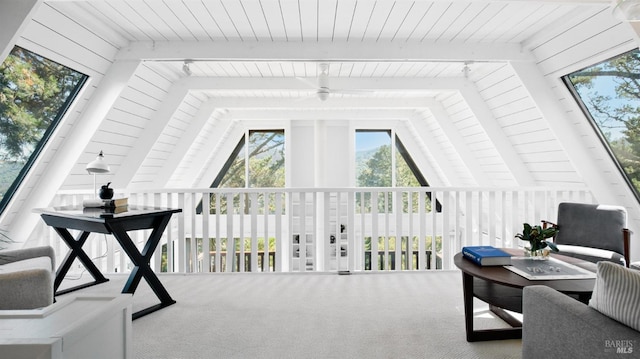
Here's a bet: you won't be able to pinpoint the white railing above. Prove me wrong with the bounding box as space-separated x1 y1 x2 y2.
41 187 593 274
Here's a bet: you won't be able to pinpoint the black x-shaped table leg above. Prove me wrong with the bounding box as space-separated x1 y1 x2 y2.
44 208 179 320
54 228 109 295
107 214 176 319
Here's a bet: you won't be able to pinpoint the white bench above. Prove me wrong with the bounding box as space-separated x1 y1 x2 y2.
0 294 132 359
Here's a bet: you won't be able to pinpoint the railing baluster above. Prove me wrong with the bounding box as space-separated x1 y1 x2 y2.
45 186 594 275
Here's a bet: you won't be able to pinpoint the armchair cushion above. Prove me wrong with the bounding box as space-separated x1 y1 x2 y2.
556 244 626 266
554 203 626 255
0 246 55 310
589 261 640 331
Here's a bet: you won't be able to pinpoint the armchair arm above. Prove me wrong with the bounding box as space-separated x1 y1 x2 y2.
0 246 55 269
523 286 638 359
623 228 631 267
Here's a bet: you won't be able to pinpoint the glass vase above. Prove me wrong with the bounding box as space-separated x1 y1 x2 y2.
524 247 550 260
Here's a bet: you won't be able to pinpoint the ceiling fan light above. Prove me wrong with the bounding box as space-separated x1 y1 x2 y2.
317 88 330 101
614 0 640 21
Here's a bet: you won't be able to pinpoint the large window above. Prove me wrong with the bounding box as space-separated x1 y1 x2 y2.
197 129 285 214
355 129 435 212
355 130 424 188
0 46 87 213
565 49 640 200
214 129 285 188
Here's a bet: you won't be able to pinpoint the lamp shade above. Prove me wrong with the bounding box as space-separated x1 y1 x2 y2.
86 151 110 174
614 0 640 21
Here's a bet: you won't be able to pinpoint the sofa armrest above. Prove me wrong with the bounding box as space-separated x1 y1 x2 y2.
0 246 55 269
523 286 638 359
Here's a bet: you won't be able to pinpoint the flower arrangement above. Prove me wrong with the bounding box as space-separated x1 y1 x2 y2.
515 223 559 258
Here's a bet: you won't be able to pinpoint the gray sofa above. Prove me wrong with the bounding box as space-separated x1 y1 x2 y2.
523 285 639 358
0 246 55 309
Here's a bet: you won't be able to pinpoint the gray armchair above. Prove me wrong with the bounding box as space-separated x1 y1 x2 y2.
0 246 55 309
543 202 630 267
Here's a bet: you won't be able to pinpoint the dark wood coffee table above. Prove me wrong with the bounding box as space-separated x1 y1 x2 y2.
454 248 596 342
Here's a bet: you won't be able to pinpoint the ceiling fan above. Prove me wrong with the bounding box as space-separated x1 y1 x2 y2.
300 63 377 102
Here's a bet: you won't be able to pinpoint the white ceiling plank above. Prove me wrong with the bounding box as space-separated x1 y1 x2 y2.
401 114 458 186
259 0 288 40
317 0 338 41
361 0 397 41
458 82 534 186
112 82 190 188
297 0 317 42
118 40 532 62
240 0 275 41
424 99 488 186
332 0 357 42
344 0 376 41
220 0 259 41
190 119 243 188
179 1 224 41
449 2 501 42
152 102 222 188
279 0 303 41
203 0 243 40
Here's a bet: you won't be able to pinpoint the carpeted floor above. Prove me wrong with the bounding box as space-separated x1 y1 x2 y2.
59 270 522 359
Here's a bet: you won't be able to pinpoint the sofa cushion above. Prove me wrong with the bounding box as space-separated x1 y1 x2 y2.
589 261 640 331
0 256 52 274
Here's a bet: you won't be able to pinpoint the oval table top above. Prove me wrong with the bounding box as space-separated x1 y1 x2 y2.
454 248 596 295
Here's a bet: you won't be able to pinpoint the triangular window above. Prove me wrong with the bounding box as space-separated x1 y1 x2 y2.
197 129 284 213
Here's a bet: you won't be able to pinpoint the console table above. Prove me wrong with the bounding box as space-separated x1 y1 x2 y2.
38 206 181 320
454 248 596 342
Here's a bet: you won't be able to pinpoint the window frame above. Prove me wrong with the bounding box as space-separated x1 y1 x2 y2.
562 49 640 204
0 47 88 215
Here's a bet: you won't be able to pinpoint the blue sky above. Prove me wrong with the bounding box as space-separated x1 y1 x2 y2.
355 131 390 152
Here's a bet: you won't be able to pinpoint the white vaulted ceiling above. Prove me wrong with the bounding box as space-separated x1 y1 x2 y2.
4 0 640 234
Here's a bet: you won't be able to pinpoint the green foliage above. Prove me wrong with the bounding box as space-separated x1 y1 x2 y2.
0 46 85 206
0 47 84 162
515 223 559 252
569 49 640 194
357 144 392 187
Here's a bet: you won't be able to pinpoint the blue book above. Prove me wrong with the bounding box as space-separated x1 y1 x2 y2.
462 246 511 266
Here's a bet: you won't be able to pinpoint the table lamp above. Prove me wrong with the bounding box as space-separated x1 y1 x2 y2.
85 151 110 199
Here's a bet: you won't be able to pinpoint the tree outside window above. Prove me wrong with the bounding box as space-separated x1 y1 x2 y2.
199 129 285 215
0 46 87 214
355 130 430 212
565 49 640 199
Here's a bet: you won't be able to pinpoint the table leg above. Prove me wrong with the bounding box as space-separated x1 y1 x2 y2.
461 272 522 342
108 214 176 319
53 228 109 295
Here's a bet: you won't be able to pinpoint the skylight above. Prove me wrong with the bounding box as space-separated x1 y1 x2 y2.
0 46 87 214
564 48 640 201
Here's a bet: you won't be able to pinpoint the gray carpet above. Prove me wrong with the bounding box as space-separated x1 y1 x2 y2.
60 271 521 359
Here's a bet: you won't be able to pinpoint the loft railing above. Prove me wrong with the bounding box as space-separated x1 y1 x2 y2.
42 187 593 274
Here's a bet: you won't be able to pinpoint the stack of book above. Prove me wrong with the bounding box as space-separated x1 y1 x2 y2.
462 245 511 266
82 197 128 209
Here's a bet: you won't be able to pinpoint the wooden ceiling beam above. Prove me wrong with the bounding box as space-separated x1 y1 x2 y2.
119 41 533 63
